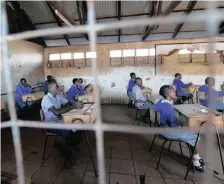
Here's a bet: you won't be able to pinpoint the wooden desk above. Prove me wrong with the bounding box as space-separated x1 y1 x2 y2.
22 92 45 102
174 104 223 129
62 104 96 124
183 85 200 94
78 94 95 103
147 94 163 104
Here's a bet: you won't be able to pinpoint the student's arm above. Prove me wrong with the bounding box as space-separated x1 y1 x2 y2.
49 106 74 116
135 88 147 103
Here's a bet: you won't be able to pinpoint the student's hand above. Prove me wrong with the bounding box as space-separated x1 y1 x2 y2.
189 82 193 86
72 102 84 109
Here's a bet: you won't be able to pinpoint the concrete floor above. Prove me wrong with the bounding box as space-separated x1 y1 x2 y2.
1 105 224 184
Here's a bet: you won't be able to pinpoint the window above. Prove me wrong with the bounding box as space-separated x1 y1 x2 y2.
110 50 122 58
123 49 135 57
74 52 85 59
61 53 72 60
86 52 97 58
193 50 205 54
136 49 149 56
149 48 155 56
49 54 60 61
179 49 191 54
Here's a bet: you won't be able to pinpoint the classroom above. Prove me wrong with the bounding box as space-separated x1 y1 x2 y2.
1 1 224 184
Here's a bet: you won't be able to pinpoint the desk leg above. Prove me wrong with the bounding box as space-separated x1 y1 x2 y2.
216 131 224 174
85 131 98 177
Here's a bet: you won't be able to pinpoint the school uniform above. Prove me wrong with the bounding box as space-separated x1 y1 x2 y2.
66 85 82 101
199 85 224 110
154 99 198 146
173 78 192 97
79 85 86 95
127 79 135 97
134 85 154 109
43 80 48 94
15 82 32 109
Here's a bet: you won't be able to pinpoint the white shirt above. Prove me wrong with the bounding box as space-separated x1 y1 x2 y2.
134 85 147 107
161 99 173 105
41 93 68 121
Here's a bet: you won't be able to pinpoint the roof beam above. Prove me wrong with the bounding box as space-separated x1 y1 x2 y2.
219 21 224 34
172 1 197 39
76 1 89 40
9 1 46 47
142 1 181 41
47 1 75 24
117 1 121 42
46 2 70 45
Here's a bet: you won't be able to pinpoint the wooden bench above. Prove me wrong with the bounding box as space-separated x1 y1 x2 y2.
62 104 96 124
22 92 45 102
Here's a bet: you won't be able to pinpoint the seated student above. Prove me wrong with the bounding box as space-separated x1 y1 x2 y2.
154 85 204 171
134 77 153 109
198 77 224 111
127 72 136 97
41 80 84 163
43 75 53 94
173 73 193 102
66 78 83 101
78 78 86 95
15 78 32 109
85 84 93 94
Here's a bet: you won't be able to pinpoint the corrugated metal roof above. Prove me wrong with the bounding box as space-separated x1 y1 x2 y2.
122 1 149 15
69 38 89 45
19 1 55 24
97 18 118 35
120 35 142 42
95 1 116 17
176 31 208 39
121 16 147 34
97 36 118 44
45 39 68 47
56 1 79 20
146 33 172 41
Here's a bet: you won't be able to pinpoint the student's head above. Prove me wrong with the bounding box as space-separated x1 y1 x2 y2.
205 77 215 87
159 85 176 101
72 78 80 85
175 73 182 79
85 84 92 93
47 75 53 81
20 78 27 86
79 78 83 84
48 80 58 96
130 72 136 79
135 77 142 87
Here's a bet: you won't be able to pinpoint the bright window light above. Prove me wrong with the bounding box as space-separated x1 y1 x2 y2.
149 48 156 56
179 49 191 54
136 49 149 56
74 52 85 59
61 53 72 59
86 52 96 58
49 54 60 61
193 50 205 54
123 49 135 57
110 50 122 58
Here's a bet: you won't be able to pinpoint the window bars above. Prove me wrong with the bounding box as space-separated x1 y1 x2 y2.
1 1 224 184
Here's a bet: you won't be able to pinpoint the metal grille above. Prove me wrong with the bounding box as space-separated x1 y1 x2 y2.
1 1 224 184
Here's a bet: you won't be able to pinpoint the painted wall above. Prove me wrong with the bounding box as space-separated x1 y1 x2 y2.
44 37 224 104
1 40 44 103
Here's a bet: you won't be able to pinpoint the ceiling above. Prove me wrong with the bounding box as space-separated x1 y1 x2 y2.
6 1 224 47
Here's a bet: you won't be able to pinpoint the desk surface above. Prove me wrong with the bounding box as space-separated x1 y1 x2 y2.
22 91 45 102
174 104 221 118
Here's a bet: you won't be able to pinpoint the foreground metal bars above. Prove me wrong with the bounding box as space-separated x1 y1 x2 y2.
1 1 224 184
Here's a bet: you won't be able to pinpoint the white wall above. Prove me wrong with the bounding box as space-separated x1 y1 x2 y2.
1 40 44 103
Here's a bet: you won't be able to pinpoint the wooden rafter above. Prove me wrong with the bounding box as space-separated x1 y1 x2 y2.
46 2 71 45
172 1 197 38
142 1 181 41
117 1 121 42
